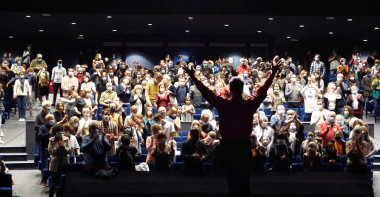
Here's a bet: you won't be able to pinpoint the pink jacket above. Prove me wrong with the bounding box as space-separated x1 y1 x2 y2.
146 136 157 162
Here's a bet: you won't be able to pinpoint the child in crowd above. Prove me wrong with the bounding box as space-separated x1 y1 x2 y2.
181 97 195 122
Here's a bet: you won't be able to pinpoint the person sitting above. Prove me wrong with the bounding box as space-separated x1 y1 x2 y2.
181 128 207 172
48 125 70 197
346 125 368 172
116 135 139 171
319 111 340 148
269 134 293 171
302 141 321 171
249 133 266 172
81 121 111 173
152 132 175 171
329 131 346 156
322 142 342 164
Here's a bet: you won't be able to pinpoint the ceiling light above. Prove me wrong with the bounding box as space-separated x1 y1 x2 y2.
348 19 352 21
185 30 190 33
291 39 298 41
71 23 76 25
300 25 304 27
113 30 117 32
257 31 262 33
39 30 44 32
107 16 112 18
224 24 229 27
42 14 51 17
269 18 273 20
326 17 335 20
26 15 31 18
188 16 193 20
329 32 334 34
287 36 291 39
363 40 368 42
79 35 83 37
375 27 379 30
9 36 13 39
148 24 152 26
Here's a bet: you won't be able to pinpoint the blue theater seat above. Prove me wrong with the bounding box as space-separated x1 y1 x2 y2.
213 108 219 121
141 147 148 154
180 131 189 137
292 163 303 171
174 136 182 142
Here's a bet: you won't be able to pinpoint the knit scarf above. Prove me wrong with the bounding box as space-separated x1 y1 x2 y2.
20 78 25 92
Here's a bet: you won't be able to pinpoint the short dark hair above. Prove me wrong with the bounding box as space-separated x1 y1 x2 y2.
190 128 200 135
51 124 63 135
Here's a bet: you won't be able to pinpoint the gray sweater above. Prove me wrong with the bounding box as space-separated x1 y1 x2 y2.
285 83 303 103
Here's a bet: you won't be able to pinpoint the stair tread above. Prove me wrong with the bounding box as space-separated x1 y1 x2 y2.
4 160 34 164
0 153 28 155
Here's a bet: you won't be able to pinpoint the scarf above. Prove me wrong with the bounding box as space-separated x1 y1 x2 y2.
20 78 25 92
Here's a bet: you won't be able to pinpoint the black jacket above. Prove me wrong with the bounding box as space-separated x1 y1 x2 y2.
181 139 207 172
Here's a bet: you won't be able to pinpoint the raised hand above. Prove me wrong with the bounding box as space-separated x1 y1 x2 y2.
272 60 284 72
181 64 195 76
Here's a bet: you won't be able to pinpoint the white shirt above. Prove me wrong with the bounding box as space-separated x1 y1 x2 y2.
81 81 96 94
162 121 175 142
310 109 330 133
52 66 67 83
301 83 319 113
253 125 272 142
324 92 341 111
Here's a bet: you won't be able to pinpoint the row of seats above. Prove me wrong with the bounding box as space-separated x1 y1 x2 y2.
0 174 12 197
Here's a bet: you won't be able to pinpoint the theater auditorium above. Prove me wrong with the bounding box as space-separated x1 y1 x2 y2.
0 1 379 197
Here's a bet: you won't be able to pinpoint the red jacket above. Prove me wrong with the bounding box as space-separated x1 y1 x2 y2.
319 122 341 148
190 66 278 140
236 64 249 76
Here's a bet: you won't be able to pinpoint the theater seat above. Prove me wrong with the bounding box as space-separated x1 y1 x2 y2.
321 163 344 172
139 154 147 162
365 102 374 118
213 108 219 121
174 136 182 142
264 108 271 116
180 131 189 137
291 163 303 171
172 162 183 171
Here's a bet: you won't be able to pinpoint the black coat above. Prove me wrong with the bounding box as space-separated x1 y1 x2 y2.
180 139 207 172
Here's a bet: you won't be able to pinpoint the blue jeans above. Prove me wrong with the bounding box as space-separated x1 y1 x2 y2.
17 95 27 119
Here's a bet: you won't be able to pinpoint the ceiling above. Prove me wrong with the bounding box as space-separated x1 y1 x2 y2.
1 0 380 46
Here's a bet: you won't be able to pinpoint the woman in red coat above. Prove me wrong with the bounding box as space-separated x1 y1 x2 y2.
319 111 341 148
155 84 170 110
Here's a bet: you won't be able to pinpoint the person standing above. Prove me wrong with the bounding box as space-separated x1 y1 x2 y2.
182 60 283 196
61 68 78 98
51 60 66 106
13 71 31 121
310 54 326 78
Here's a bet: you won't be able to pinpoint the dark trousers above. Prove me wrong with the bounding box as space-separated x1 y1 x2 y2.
287 102 300 108
16 96 27 119
53 83 62 105
49 171 57 197
304 113 312 122
221 139 251 197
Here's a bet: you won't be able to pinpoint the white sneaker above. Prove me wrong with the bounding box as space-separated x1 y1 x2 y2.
21 118 25 121
0 140 4 144
19 118 22 121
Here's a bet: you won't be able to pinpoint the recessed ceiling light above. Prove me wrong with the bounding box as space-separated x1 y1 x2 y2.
326 17 335 20
107 16 112 18
113 30 117 32
42 14 51 17
79 35 83 37
257 31 262 33
188 16 193 20
269 18 273 20
375 27 379 30
364 40 368 42
9 36 13 39
348 19 353 21
291 39 298 41
72 23 76 25
329 32 334 34
185 30 190 33
148 24 152 26
300 25 304 27
26 15 31 18
287 36 291 39
39 30 44 32
224 24 229 27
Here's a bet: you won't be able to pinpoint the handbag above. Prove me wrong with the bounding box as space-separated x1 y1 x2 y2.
135 162 150 171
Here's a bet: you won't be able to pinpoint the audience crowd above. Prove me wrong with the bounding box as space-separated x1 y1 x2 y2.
0 51 378 196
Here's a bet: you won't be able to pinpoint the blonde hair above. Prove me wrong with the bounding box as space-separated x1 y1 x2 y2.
190 120 201 129
144 107 153 119
132 85 143 95
167 107 178 117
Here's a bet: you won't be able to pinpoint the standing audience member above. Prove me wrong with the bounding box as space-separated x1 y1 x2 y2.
310 99 330 137
181 129 207 172
322 142 342 164
146 72 163 107
302 141 321 171
249 133 266 172
152 132 175 171
181 97 195 121
346 125 368 172
82 121 111 173
61 68 78 98
116 135 139 171
269 134 293 171
329 131 346 156
319 112 340 148
13 71 31 121
51 60 66 106
37 114 55 187
285 74 303 108
346 86 365 119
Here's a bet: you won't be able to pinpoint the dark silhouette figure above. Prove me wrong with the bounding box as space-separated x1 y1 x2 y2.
182 60 283 196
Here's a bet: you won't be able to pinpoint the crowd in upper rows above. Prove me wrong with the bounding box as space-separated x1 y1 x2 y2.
0 51 378 196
